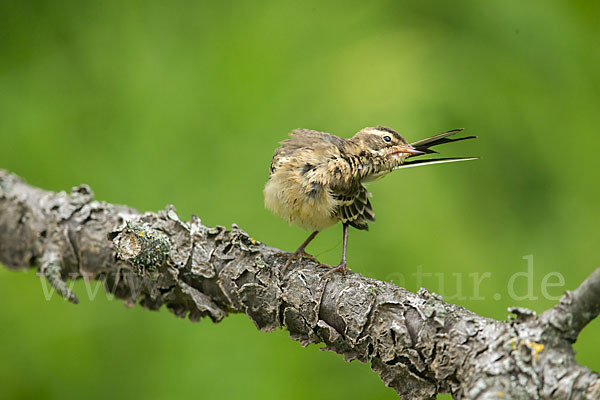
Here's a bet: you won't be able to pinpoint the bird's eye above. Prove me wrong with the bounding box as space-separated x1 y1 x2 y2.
383 135 392 143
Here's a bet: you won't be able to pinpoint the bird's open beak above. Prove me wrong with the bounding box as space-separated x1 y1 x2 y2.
390 144 424 156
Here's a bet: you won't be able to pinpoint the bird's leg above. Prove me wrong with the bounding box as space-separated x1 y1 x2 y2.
279 230 320 273
321 224 352 278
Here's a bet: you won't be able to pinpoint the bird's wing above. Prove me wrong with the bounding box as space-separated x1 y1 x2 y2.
410 129 477 155
269 129 344 176
332 184 375 231
289 129 347 148
393 157 478 170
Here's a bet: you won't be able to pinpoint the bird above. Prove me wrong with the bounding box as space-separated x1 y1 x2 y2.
264 126 477 277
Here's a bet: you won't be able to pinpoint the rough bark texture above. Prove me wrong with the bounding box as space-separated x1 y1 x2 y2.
0 169 598 399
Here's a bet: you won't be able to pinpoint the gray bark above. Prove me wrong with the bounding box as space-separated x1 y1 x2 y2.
0 169 598 399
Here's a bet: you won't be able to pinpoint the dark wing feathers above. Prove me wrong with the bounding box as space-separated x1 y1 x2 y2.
333 185 375 230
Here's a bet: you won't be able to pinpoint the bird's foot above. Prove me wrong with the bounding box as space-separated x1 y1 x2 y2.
320 262 352 279
277 249 319 274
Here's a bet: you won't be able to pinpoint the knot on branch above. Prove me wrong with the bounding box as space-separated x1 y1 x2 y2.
109 222 170 279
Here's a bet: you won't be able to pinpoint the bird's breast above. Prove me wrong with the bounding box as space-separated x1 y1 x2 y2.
264 170 339 231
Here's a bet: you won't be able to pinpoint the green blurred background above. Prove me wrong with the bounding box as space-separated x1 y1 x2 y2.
1 1 599 399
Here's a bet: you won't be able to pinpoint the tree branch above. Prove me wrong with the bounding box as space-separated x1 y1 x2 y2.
539 268 600 343
0 169 598 399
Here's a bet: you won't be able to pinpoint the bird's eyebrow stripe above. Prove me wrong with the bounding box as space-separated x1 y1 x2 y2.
376 126 406 143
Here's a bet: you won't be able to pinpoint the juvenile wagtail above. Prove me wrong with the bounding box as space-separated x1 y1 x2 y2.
264 126 477 277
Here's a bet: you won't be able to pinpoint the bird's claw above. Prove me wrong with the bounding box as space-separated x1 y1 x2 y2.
320 262 351 279
277 249 319 274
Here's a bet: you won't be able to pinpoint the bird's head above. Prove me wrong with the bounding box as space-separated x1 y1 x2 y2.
352 126 423 163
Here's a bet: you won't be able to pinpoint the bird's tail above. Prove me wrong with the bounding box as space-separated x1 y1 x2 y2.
394 129 478 170
410 128 476 154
